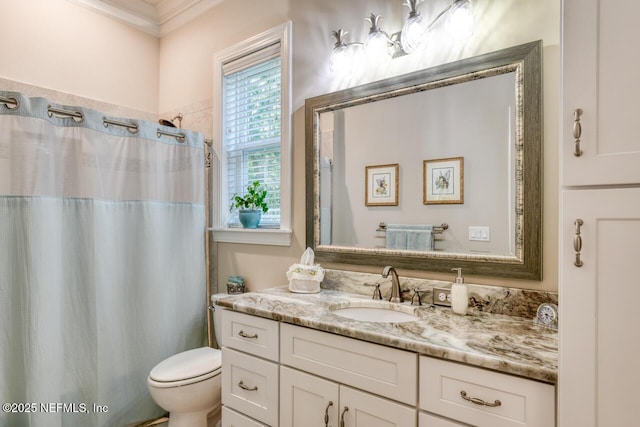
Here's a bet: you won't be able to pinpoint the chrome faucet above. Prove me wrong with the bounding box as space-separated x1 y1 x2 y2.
382 266 402 303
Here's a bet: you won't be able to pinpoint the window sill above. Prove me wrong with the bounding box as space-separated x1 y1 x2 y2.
210 227 292 246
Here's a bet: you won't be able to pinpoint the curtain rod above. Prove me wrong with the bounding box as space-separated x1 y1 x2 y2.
2 95 208 145
0 95 19 109
47 104 186 143
48 105 84 122
103 117 139 134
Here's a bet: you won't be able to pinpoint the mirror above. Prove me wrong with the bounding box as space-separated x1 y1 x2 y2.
305 41 542 280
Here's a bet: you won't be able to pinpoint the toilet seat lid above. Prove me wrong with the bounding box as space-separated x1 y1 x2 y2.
150 347 222 383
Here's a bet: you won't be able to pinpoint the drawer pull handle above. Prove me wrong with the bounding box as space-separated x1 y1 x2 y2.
572 108 583 157
324 401 333 426
339 406 349 427
238 380 258 391
460 391 501 407
238 330 258 339
573 218 584 267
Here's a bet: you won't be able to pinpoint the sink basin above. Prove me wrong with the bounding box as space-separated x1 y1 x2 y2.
329 301 421 323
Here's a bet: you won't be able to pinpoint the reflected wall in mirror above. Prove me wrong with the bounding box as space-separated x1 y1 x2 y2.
306 41 542 280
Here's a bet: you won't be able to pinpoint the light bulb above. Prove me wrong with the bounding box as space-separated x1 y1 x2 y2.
401 13 426 54
446 0 474 41
365 31 390 65
329 29 355 76
329 44 353 76
364 14 390 66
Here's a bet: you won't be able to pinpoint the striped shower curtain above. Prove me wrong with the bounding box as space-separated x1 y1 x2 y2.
0 92 206 427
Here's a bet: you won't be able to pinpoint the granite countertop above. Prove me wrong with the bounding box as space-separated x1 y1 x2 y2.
215 286 558 384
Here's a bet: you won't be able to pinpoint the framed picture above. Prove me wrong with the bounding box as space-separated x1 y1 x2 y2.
365 163 399 206
423 157 464 204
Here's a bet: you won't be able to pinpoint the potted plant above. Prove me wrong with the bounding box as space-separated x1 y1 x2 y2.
230 181 269 229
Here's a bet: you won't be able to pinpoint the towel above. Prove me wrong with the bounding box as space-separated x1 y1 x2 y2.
386 224 433 230
386 224 434 251
406 229 434 251
386 228 408 249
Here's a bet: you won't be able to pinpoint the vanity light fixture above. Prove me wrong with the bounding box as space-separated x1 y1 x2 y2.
330 0 475 74
401 0 427 54
444 0 475 40
364 14 391 65
330 29 362 76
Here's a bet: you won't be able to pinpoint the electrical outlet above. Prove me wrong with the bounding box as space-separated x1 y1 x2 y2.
432 286 452 307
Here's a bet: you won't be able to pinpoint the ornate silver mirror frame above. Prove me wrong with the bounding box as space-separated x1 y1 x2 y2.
305 41 542 280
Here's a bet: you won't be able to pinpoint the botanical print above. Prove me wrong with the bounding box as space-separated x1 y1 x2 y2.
365 164 398 206
372 173 390 197
423 157 463 204
432 167 454 194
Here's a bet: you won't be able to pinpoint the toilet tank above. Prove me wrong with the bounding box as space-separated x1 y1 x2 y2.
210 294 228 349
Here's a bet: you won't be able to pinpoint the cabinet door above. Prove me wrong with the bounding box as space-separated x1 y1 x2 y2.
280 366 339 427
559 188 640 426
562 0 640 185
339 385 416 427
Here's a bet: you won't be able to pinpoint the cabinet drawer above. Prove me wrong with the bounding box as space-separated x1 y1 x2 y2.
280 323 417 405
221 310 279 361
419 412 469 427
222 406 268 427
420 357 555 427
222 347 279 426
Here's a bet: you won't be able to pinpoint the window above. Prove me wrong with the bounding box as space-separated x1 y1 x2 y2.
224 52 281 227
212 23 292 245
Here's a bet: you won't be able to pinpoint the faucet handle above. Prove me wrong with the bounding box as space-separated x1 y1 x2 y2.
411 289 422 306
372 284 383 300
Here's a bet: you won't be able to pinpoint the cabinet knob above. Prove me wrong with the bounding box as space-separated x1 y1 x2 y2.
572 108 584 157
339 406 349 427
324 401 333 426
460 390 502 407
237 380 258 391
573 218 584 267
238 330 258 339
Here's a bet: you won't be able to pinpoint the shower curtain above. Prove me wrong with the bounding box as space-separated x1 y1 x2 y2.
0 92 206 427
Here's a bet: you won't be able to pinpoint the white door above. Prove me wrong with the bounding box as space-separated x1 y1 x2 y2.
562 0 640 186
559 188 640 426
339 385 416 427
280 366 339 427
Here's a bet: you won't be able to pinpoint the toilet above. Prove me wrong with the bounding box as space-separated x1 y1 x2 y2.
147 298 225 427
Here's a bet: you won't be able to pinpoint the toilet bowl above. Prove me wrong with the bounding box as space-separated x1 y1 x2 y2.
147 347 222 427
148 294 227 427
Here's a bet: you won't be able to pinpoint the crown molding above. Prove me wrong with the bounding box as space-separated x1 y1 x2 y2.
157 0 224 36
67 0 223 37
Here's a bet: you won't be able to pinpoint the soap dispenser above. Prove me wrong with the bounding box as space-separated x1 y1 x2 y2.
451 268 468 315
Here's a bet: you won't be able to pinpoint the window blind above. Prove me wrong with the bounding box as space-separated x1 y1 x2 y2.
223 45 282 227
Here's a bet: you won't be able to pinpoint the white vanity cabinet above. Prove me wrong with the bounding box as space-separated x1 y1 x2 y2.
561 0 640 186
560 1 640 426
420 357 555 427
220 310 279 427
559 188 640 427
280 366 416 427
220 310 555 427
279 323 417 427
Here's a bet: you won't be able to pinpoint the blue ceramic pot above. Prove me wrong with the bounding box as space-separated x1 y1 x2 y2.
238 209 262 229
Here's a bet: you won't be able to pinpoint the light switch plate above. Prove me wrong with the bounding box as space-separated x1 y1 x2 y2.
469 226 490 241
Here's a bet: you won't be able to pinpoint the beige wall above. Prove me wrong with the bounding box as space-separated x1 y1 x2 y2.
158 0 290 114
0 0 159 114
0 0 559 292
158 0 558 292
